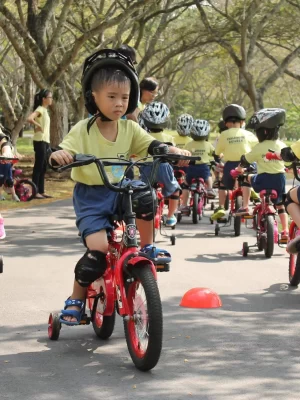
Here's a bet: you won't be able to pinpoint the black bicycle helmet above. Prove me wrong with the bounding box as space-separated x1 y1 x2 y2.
138 102 170 132
222 104 246 122
246 108 286 130
81 49 139 123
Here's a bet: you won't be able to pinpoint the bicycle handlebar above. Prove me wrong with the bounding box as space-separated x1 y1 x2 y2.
56 152 201 193
0 156 19 164
267 148 300 182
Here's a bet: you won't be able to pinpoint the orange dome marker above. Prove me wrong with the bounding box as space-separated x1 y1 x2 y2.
180 288 222 309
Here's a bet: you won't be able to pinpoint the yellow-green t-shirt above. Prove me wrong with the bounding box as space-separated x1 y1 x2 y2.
148 131 175 146
138 102 146 112
245 140 286 174
59 119 154 185
215 128 257 161
291 141 300 160
184 140 214 165
33 106 50 143
172 134 193 149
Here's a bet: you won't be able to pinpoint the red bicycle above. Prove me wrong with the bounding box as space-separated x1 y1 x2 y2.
48 151 197 371
153 183 176 246
242 188 279 258
211 169 243 237
266 151 300 282
0 156 19 273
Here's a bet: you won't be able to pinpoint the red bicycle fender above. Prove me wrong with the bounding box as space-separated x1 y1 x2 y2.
289 221 297 238
127 257 157 279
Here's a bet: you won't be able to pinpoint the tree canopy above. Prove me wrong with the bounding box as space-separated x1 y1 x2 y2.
0 0 300 145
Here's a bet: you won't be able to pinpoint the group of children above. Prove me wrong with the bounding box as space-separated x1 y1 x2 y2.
3 46 300 324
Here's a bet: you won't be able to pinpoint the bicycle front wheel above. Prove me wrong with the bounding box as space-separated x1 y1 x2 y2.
124 265 163 371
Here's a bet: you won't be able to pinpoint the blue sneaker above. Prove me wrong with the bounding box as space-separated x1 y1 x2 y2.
165 215 177 227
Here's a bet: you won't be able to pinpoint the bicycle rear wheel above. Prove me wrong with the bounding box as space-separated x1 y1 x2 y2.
264 215 274 258
289 224 300 286
15 179 37 201
234 195 242 237
124 265 163 371
192 193 199 224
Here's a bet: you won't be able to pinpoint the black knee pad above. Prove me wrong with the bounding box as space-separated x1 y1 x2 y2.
169 193 180 200
132 187 157 221
284 188 298 211
241 181 251 187
181 183 189 190
5 178 13 188
218 186 227 191
277 208 286 214
75 250 107 287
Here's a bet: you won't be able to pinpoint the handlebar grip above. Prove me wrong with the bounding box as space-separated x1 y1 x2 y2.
265 152 280 160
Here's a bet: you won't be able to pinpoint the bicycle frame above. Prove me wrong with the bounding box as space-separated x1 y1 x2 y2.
189 178 206 213
252 189 277 234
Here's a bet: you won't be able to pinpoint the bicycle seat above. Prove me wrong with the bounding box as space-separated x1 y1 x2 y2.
259 189 277 199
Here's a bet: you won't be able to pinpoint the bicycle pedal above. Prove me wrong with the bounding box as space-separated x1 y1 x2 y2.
79 316 91 325
156 264 170 272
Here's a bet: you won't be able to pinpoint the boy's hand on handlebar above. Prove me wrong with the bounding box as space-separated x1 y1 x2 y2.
235 165 244 173
168 146 191 167
50 150 74 167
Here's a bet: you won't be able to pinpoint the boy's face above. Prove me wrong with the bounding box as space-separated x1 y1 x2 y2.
92 81 130 120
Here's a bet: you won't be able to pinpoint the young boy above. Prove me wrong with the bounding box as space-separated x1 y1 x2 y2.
0 164 20 202
172 114 193 149
138 101 182 227
180 119 216 210
273 140 300 252
50 49 190 325
211 104 258 220
0 126 14 239
235 108 288 243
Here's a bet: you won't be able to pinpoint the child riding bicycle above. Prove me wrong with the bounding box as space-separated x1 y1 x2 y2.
180 119 216 212
49 49 190 325
211 104 258 221
172 114 193 149
235 108 289 244
138 102 182 227
0 126 15 239
270 138 300 253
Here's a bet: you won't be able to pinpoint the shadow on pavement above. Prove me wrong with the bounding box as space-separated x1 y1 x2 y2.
2 290 300 399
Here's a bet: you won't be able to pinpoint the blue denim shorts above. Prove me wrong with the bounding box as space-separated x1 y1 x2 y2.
0 163 13 186
251 173 285 204
73 179 147 242
186 164 211 184
140 163 181 197
221 161 240 190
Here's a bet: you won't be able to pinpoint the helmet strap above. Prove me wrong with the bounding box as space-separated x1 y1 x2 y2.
87 109 113 133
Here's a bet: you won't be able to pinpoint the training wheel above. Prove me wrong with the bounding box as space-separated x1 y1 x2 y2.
242 242 249 257
48 312 61 340
0 256 3 273
170 235 176 245
215 224 220 236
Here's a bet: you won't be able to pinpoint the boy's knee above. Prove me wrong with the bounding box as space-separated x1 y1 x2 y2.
132 187 157 221
5 178 13 188
75 250 107 287
285 187 300 211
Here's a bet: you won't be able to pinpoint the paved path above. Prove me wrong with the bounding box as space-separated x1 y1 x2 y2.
1 199 300 400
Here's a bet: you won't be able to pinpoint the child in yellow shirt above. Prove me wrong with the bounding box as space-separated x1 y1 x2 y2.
180 119 216 211
235 108 288 242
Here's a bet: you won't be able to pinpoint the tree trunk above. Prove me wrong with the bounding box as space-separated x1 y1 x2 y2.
49 95 68 147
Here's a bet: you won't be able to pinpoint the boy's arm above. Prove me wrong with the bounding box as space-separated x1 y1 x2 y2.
49 125 80 166
215 134 224 156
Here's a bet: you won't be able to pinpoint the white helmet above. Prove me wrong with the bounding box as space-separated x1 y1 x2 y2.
176 114 194 136
139 101 170 132
191 119 210 140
